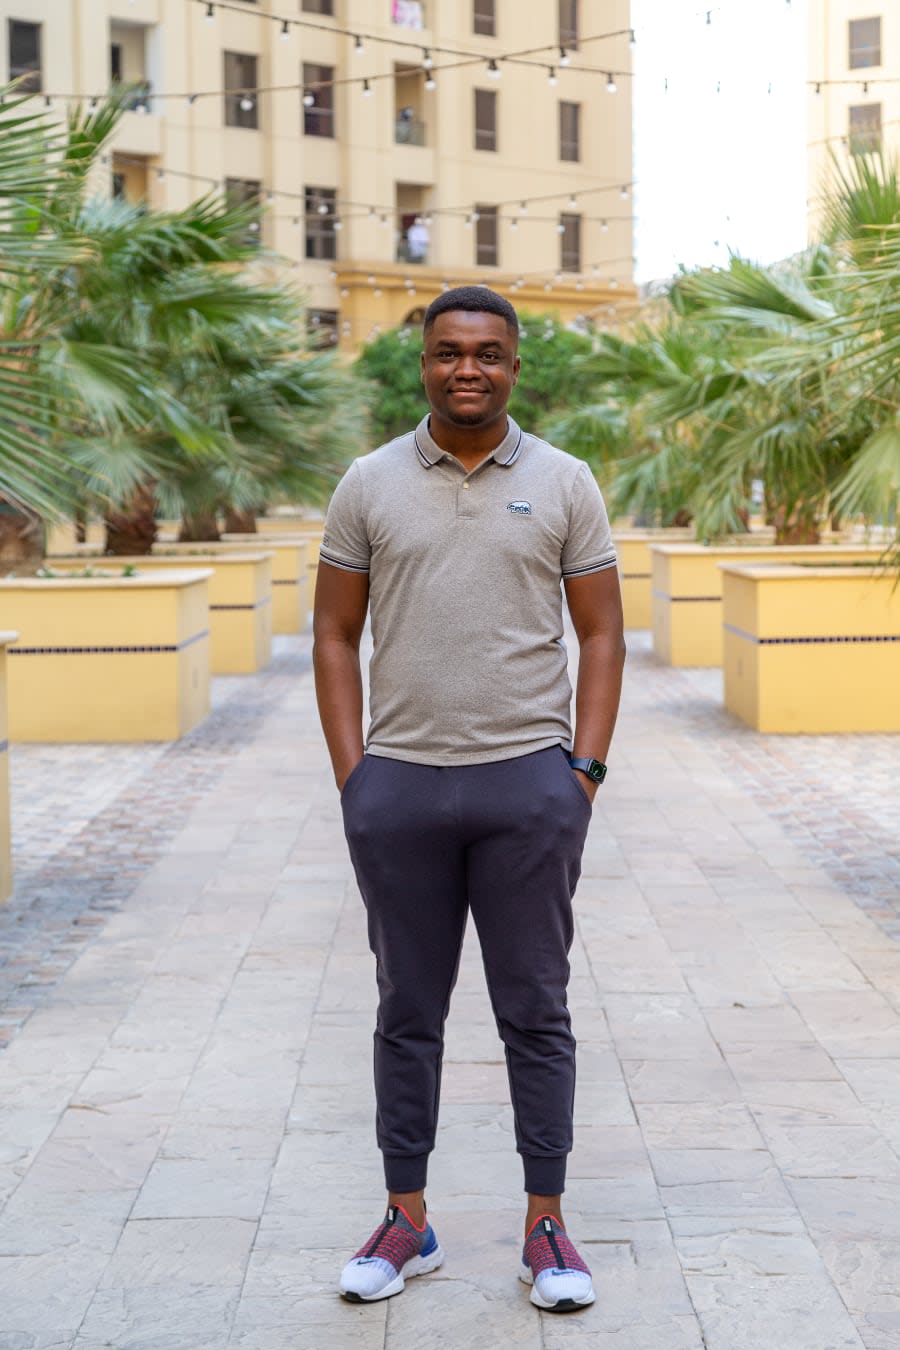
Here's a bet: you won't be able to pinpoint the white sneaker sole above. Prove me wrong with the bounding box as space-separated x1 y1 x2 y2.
340 1244 445 1302
519 1261 596 1311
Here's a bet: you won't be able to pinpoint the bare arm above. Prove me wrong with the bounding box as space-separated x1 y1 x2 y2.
312 561 370 791
563 567 626 800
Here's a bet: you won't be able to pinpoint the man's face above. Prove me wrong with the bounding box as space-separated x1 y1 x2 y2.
421 310 520 429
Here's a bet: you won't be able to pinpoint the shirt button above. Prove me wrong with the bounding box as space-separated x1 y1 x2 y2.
462 483 469 490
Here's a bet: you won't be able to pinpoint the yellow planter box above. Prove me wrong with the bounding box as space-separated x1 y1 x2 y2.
256 513 324 535
217 536 309 634
224 529 323 604
612 529 694 629
651 543 884 667
51 553 273 675
1 573 211 743
44 520 105 555
0 633 16 900
722 563 900 733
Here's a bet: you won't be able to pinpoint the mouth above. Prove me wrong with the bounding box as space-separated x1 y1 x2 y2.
449 389 488 398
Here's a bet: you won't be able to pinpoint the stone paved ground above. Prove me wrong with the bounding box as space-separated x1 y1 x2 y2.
1 630 899 1349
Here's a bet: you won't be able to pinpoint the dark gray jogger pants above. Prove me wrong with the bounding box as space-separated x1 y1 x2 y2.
340 745 592 1196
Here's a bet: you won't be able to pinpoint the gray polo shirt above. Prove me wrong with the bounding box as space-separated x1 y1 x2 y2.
320 414 617 765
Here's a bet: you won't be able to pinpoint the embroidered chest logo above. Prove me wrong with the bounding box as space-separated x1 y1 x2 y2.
507 500 532 516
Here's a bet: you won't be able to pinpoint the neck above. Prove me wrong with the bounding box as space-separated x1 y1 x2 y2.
428 410 509 471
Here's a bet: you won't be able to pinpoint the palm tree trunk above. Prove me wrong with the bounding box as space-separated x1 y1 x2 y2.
223 507 257 534
178 511 220 542
773 506 820 545
0 502 43 575
104 481 158 555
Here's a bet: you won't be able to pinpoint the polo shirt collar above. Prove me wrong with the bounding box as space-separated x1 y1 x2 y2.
414 415 524 469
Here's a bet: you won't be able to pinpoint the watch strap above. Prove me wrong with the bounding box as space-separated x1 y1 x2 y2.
569 756 607 784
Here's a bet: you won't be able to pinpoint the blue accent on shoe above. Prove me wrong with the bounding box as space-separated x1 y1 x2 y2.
419 1224 438 1258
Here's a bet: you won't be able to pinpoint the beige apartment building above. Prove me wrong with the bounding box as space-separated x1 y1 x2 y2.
4 0 635 349
808 2 899 236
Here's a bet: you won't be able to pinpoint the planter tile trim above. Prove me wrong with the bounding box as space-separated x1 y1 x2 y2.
8 629 209 656
209 596 272 612
724 623 900 647
652 590 721 602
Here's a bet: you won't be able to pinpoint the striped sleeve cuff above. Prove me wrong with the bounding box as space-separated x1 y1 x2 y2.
562 554 618 579
319 547 370 575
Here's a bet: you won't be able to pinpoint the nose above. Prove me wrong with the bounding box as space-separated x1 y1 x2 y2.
454 353 480 379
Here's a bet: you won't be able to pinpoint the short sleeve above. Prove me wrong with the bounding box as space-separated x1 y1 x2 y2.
561 462 617 579
320 460 371 574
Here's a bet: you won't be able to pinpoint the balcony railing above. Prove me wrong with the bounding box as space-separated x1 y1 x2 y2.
114 79 153 113
395 116 426 146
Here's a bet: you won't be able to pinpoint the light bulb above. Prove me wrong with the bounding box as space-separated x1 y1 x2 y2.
487 59 500 79
280 19 289 39
601 219 609 232
557 223 565 233
568 195 577 208
240 95 254 111
423 48 433 69
607 73 617 94
354 35 364 54
205 2 214 19
620 185 629 199
303 91 315 106
548 67 557 86
425 74 436 90
510 218 518 230
362 79 373 96
559 47 570 67
318 202 329 215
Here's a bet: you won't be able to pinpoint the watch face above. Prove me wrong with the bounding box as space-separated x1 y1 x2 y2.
588 759 607 783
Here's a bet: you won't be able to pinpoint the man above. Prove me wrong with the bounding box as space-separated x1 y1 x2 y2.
313 287 625 1313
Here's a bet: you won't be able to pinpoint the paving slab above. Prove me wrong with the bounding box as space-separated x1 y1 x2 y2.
0 631 897 1346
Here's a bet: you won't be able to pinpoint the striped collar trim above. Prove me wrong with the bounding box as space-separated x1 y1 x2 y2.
414 415 524 469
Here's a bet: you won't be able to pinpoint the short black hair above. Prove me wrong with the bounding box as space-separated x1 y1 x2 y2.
423 286 519 337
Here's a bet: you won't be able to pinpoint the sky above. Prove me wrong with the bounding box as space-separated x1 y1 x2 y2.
631 0 810 283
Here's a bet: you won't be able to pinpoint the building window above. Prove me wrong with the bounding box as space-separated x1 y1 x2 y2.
392 1 426 27
112 172 126 199
560 213 581 271
559 0 578 48
474 89 497 152
302 0 334 13
559 101 580 162
224 51 259 129
307 309 339 348
9 19 41 93
303 63 334 137
225 177 262 244
475 206 498 266
474 0 495 36
849 17 882 68
849 102 882 154
110 43 122 83
305 186 337 261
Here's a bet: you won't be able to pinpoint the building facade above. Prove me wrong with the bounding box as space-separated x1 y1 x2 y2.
3 0 635 348
808 2 899 237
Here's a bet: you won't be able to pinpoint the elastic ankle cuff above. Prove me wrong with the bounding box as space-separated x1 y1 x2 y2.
383 1151 429 1193
522 1153 567 1196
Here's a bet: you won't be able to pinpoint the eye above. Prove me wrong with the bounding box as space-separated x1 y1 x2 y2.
481 351 500 362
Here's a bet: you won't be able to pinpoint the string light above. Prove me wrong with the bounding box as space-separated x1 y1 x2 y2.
422 48 433 69
205 2 214 18
303 90 315 107
362 79 373 97
487 59 501 79
354 35 364 54
548 67 558 86
567 194 577 208
559 47 571 67
607 73 617 93
239 95 254 111
280 19 289 40
425 72 436 90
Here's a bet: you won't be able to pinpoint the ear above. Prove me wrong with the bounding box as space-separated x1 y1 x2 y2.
420 349 426 383
512 354 521 385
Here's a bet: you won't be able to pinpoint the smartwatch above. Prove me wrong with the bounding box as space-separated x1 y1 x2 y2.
569 756 607 785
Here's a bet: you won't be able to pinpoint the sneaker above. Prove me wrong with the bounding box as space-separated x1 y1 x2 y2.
339 1204 444 1302
519 1214 596 1312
